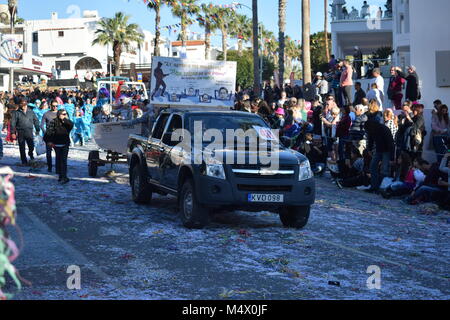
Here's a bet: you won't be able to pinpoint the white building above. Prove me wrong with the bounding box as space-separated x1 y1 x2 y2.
0 10 168 90
331 0 393 60
331 0 450 161
171 40 207 60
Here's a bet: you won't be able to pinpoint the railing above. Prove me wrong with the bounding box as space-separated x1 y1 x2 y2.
330 1 392 22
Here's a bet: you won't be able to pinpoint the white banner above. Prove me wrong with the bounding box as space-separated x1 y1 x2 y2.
150 57 236 108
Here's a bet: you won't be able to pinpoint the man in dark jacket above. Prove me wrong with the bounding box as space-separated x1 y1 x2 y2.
10 98 40 164
353 82 366 106
365 121 395 193
399 66 420 102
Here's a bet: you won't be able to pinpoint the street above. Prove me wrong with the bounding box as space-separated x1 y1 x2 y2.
2 142 449 300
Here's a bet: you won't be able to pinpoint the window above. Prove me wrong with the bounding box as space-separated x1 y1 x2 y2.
145 42 149 51
55 60 71 71
0 76 4 87
163 115 183 145
58 31 64 37
152 114 170 140
166 115 183 134
173 51 178 57
32 32 38 42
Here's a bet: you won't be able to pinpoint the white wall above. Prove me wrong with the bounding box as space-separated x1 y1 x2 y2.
409 0 450 161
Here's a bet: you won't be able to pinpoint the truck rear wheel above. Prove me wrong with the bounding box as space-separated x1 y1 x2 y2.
179 179 209 229
131 165 152 204
279 206 310 229
88 151 99 177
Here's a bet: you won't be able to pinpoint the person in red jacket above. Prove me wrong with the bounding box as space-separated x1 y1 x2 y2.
336 105 352 161
387 67 406 110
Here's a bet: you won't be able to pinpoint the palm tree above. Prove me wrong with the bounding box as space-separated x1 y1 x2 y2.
169 0 199 48
8 0 18 92
252 0 260 96
324 0 330 62
302 0 311 83
231 14 252 56
92 12 144 76
144 0 171 57
212 7 235 61
278 0 287 86
197 3 218 60
265 37 279 65
8 0 18 33
285 37 301 70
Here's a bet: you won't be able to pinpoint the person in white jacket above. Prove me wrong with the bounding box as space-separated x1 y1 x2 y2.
366 83 383 111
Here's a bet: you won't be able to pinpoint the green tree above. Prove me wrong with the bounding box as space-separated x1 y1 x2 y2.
197 3 219 60
169 0 199 48
310 31 332 73
212 7 236 61
218 50 275 88
92 12 144 76
230 14 252 56
143 0 172 57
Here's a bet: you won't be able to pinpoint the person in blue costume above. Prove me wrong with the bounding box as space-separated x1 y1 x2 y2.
71 109 86 146
63 97 75 120
82 99 93 141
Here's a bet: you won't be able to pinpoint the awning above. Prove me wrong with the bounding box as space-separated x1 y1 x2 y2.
0 67 52 77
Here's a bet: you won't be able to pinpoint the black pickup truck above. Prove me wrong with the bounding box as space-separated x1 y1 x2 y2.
127 109 315 229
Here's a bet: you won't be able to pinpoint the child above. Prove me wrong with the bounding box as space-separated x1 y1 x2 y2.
272 108 285 130
72 110 86 146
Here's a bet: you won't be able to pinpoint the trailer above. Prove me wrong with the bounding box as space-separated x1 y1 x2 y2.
88 121 141 177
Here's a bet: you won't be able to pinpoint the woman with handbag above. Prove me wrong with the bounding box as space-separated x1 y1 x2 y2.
43 110 74 184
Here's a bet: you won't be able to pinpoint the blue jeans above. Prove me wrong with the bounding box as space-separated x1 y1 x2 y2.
410 185 444 203
370 152 391 190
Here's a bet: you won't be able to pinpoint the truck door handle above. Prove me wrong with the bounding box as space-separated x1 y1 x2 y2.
158 147 165 152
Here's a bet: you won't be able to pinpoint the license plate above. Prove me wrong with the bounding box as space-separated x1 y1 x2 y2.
248 194 284 203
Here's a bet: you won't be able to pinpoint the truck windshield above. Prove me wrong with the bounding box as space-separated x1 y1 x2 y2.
188 114 269 132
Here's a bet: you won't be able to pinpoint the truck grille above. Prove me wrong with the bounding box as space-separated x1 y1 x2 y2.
231 164 296 179
237 185 292 192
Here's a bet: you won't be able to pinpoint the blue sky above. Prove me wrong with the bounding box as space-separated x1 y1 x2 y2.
16 0 387 46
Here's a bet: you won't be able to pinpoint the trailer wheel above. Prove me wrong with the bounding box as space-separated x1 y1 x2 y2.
88 151 99 177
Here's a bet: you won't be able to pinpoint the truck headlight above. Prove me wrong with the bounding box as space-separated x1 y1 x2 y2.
299 160 313 181
204 157 226 180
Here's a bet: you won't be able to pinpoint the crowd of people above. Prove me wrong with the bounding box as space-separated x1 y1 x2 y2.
235 62 449 211
0 86 149 183
0 60 449 210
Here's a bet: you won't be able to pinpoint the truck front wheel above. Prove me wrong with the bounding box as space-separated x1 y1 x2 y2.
131 165 152 204
179 179 209 229
279 206 310 229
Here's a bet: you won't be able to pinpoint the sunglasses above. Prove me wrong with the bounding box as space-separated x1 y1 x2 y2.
61 113 67 115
